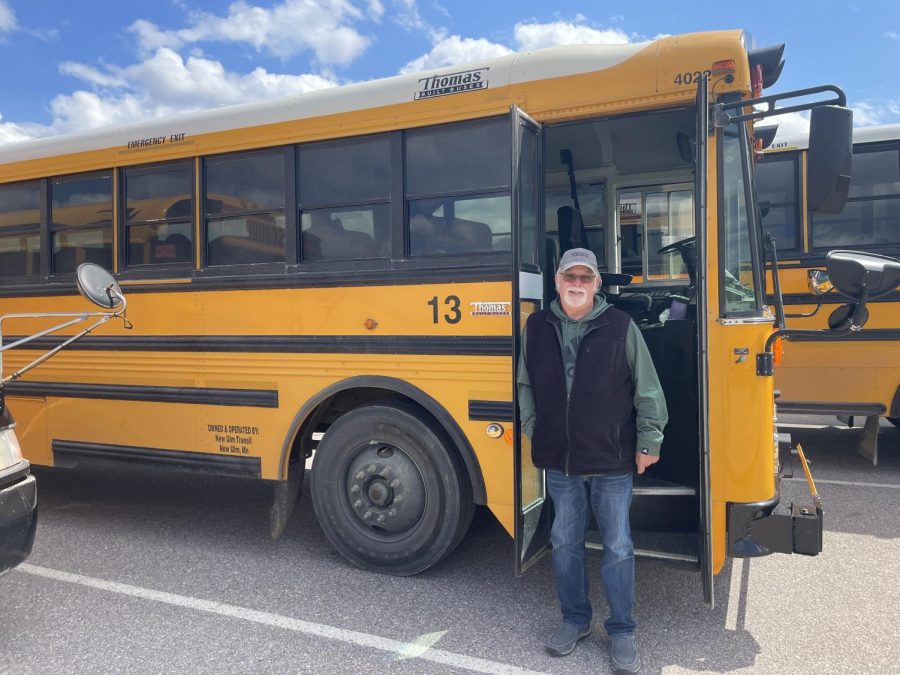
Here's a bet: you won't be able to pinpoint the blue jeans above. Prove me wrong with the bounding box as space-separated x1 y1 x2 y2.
546 469 635 637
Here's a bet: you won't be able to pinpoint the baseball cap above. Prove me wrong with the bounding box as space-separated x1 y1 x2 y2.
557 248 599 276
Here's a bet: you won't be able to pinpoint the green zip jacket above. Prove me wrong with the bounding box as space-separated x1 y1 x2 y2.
517 294 668 456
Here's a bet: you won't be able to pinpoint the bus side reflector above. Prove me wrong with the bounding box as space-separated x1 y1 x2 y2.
503 428 514 445
772 336 784 366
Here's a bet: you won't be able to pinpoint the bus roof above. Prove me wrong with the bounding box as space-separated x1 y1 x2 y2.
0 30 751 177
766 122 900 152
0 42 647 164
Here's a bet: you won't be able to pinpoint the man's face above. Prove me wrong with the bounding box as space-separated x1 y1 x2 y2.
555 265 601 313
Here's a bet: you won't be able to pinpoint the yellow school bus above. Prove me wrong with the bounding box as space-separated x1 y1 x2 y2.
0 30 890 605
757 124 900 464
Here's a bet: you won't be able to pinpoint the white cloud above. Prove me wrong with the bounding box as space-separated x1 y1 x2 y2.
0 0 17 34
852 101 884 127
128 0 372 65
513 20 631 51
6 49 338 140
367 0 385 21
399 19 636 75
886 31 900 40
0 113 41 145
400 34 513 74
59 61 127 88
394 0 428 31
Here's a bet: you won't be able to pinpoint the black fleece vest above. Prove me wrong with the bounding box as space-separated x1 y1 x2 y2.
525 306 636 475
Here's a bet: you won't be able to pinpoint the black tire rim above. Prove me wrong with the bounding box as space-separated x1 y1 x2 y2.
341 441 428 540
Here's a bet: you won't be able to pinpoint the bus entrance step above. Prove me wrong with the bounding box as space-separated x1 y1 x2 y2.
633 476 696 496
586 530 699 564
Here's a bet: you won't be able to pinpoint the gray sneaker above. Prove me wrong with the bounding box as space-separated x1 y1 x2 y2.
546 622 591 656
610 634 641 674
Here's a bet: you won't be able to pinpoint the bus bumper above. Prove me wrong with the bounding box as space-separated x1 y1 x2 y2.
0 472 38 574
727 493 823 557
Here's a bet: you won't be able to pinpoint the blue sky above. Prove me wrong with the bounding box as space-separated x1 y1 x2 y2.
0 0 898 145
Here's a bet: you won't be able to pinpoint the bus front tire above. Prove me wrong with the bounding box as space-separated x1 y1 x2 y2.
310 403 472 575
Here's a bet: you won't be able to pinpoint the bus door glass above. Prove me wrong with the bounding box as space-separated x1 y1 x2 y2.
511 106 550 574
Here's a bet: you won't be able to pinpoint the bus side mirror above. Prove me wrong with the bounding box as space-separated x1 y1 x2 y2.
76 263 124 309
807 269 833 296
825 250 900 301
807 106 853 214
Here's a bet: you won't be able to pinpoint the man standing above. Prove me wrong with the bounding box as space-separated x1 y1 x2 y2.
518 248 668 674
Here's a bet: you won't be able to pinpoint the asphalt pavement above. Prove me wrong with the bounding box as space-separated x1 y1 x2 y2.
1 415 898 674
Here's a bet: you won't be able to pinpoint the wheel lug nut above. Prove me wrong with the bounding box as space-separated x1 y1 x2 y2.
388 509 397 518
363 510 373 521
350 485 360 493
376 515 385 524
394 495 403 503
389 480 400 488
353 500 363 509
355 471 365 480
366 464 377 474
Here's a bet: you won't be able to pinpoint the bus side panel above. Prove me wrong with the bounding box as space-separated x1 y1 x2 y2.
7 397 50 466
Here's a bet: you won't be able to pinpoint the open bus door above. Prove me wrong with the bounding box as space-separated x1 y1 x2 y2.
695 74 715 606
511 105 550 574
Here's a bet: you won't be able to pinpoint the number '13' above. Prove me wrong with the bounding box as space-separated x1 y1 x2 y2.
427 295 461 324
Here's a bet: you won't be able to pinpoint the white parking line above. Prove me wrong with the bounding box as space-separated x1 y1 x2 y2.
784 477 900 490
17 563 547 675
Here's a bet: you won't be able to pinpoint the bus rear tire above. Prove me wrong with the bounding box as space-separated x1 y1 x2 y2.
888 417 900 429
310 403 472 575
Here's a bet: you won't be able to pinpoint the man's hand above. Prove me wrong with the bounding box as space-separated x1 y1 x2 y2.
635 451 659 475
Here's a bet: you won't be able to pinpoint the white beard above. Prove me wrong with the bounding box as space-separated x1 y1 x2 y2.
562 288 589 308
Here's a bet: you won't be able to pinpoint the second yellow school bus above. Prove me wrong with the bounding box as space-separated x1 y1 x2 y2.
0 30 875 604
758 124 900 463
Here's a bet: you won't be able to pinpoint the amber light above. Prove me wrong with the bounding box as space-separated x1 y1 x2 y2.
711 59 736 75
503 428 514 445
772 335 784 366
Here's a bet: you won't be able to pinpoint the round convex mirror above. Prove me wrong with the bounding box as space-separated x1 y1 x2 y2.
76 263 123 309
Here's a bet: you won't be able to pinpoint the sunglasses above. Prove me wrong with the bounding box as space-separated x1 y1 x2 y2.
560 272 597 284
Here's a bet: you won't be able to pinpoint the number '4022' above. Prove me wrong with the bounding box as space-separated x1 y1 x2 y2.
673 70 712 86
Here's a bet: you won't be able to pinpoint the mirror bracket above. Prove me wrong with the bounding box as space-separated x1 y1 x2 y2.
713 84 847 127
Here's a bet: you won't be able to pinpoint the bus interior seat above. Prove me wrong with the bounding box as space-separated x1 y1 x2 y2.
449 219 492 252
150 233 192 264
0 251 38 276
607 292 653 323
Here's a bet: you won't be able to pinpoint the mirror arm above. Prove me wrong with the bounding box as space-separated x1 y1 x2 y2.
1 313 119 386
765 233 786 329
714 84 847 126
784 296 825 319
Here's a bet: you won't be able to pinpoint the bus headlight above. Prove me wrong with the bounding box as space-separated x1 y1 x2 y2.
0 427 24 470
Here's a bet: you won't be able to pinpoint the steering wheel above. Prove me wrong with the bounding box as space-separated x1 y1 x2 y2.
657 236 696 256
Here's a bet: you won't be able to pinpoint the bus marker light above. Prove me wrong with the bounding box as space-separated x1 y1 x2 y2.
711 59 736 75
772 337 784 366
485 423 504 438
503 428 514 445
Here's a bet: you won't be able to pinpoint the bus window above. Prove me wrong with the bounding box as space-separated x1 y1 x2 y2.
206 148 287 266
50 172 113 274
0 181 41 277
810 144 900 249
544 186 606 270
299 135 390 261
720 125 761 314
647 189 693 280
125 161 194 267
405 118 511 256
756 153 801 253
